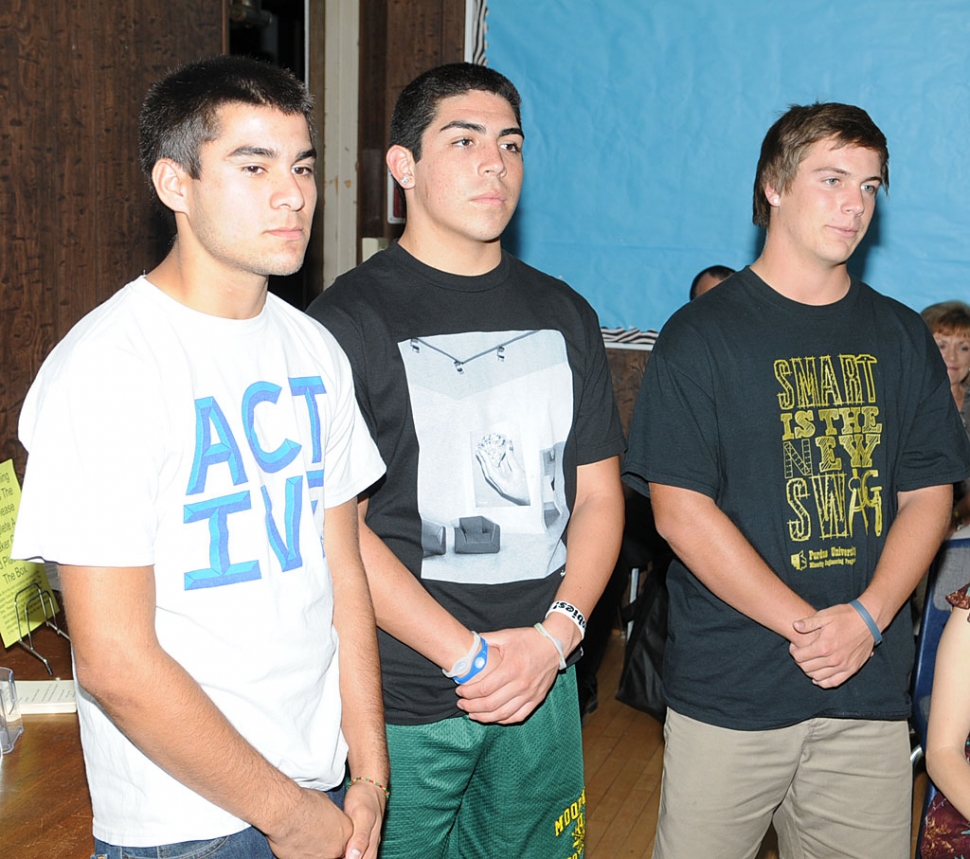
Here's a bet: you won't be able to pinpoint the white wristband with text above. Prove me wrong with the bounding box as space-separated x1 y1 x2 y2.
547 600 586 639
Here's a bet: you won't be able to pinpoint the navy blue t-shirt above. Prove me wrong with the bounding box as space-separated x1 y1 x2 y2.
623 267 970 730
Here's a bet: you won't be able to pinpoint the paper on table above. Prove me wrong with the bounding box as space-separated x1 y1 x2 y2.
15 679 77 714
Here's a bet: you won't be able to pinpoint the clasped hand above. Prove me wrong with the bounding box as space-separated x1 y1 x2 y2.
788 602 876 688
266 780 385 859
455 626 562 725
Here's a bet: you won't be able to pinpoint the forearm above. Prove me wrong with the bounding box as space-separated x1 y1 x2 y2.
69 602 303 836
926 606 970 821
650 483 814 642
858 484 952 630
928 749 970 822
328 503 389 785
358 500 475 672
543 457 624 655
457 458 623 724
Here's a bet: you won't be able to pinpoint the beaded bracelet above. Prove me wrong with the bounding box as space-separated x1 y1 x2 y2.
547 600 587 638
351 776 390 799
849 599 882 646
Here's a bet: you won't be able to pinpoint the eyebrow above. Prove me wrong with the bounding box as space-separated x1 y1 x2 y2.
812 165 881 183
438 120 525 139
226 145 317 161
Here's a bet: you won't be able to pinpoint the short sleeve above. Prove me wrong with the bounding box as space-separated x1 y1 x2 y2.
14 340 163 566
622 318 720 499
947 584 970 612
573 301 625 465
315 326 385 509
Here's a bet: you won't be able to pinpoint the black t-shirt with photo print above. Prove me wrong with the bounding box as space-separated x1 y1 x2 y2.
309 242 625 725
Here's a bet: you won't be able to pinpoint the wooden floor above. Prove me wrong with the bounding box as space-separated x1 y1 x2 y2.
581 630 927 858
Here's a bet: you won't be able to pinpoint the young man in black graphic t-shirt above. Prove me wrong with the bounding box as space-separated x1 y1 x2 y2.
624 103 970 857
308 63 625 859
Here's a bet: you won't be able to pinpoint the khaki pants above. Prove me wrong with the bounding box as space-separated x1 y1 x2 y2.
653 709 911 859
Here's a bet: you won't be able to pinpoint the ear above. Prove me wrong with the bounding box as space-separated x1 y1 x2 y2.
151 158 192 215
763 181 782 209
386 144 415 188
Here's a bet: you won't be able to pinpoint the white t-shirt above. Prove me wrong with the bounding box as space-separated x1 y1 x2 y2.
13 277 385 846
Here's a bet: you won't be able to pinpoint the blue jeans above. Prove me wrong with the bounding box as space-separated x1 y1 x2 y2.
92 785 345 859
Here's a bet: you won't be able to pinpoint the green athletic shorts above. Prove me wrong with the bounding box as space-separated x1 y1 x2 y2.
382 667 586 859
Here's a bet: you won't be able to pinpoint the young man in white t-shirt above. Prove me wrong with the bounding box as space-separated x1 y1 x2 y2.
13 55 388 859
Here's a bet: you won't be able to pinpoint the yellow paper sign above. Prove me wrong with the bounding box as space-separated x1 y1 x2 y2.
0 459 59 648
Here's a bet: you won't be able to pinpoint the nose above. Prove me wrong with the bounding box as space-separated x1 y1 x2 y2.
842 186 866 216
272 170 308 211
480 140 507 178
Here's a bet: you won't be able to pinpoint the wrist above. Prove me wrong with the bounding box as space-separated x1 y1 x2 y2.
534 622 567 670
350 775 390 804
443 632 489 684
540 611 582 656
441 631 479 675
546 600 587 641
254 777 313 841
848 598 883 646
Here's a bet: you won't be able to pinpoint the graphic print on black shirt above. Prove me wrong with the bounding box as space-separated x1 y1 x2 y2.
399 329 571 585
777 352 882 574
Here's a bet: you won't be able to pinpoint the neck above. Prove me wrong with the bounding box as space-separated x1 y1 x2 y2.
954 382 967 409
146 240 269 320
750 242 851 307
398 229 502 277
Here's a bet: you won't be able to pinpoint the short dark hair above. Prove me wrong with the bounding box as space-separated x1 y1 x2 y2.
389 62 522 161
922 301 970 338
752 102 889 229
139 55 314 198
689 265 735 301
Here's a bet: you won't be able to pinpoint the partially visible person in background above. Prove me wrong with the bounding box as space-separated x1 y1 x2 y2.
918 303 970 859
922 581 970 856
923 301 970 531
689 264 735 300
911 303 970 625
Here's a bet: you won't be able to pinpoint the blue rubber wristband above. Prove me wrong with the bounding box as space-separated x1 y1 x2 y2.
453 637 489 684
849 599 882 646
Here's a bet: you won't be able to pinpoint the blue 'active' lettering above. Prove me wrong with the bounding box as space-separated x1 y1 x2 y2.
183 376 328 589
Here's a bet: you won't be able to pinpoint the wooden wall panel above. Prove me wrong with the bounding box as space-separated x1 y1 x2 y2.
0 0 224 476
606 348 650 437
385 0 464 106
0 0 59 478
358 0 465 244
53 0 98 334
